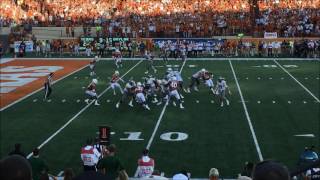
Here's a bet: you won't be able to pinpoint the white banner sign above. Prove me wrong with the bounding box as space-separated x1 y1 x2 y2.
264 32 277 39
14 41 34 53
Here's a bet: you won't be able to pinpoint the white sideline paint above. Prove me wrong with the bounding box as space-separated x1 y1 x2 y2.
134 60 187 177
26 60 143 159
229 60 263 161
0 64 90 111
273 60 320 103
294 134 315 138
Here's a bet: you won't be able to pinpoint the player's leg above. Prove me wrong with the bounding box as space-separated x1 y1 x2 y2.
115 83 124 94
44 83 49 100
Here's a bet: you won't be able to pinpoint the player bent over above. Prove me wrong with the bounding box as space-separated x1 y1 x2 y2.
116 80 136 108
168 77 184 109
187 69 206 93
85 79 100 106
89 56 98 76
216 77 231 107
44 72 54 101
135 82 151 110
144 75 159 103
110 70 124 95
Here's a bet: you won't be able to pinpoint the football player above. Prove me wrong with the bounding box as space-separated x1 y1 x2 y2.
85 79 100 106
156 79 170 106
167 77 184 109
144 75 159 103
110 70 124 95
113 49 123 69
116 80 136 108
187 68 206 93
144 51 157 74
216 77 231 107
89 56 98 76
202 70 215 94
44 72 54 101
135 82 151 110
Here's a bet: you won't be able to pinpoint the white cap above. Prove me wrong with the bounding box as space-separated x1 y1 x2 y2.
92 79 98 84
209 168 219 177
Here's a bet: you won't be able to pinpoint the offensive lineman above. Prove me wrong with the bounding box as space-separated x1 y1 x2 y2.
116 80 136 108
135 82 151 110
85 78 100 106
187 68 206 93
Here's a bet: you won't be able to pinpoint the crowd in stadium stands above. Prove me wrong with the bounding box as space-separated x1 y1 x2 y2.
2 142 319 180
0 0 319 37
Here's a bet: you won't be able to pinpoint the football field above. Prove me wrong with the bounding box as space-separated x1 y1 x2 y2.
0 58 319 179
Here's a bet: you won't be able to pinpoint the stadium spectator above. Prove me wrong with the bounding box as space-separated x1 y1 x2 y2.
252 160 290 180
0 43 3 59
209 168 219 180
137 149 155 178
28 148 49 180
80 138 101 171
97 144 128 180
0 155 32 180
8 143 26 158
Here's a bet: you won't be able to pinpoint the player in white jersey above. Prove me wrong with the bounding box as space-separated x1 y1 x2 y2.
216 77 231 107
116 80 136 108
173 70 185 98
89 56 98 76
85 79 100 106
109 70 124 95
144 51 157 74
167 77 184 109
187 68 206 92
156 79 170 106
144 75 159 103
135 82 151 110
113 49 123 68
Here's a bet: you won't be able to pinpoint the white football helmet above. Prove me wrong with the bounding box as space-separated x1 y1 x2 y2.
171 76 177 81
137 82 142 86
201 68 206 72
94 56 98 59
115 71 119 75
92 79 98 84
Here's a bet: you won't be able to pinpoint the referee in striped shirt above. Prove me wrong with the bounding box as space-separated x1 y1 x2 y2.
44 73 54 101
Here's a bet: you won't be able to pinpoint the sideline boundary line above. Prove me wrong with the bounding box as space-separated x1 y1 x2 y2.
229 60 263 161
133 60 187 177
273 59 320 102
26 60 143 159
0 64 89 111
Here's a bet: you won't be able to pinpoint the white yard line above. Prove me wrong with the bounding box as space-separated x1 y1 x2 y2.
26 60 143 159
228 60 264 161
134 60 187 177
0 64 89 111
273 59 320 103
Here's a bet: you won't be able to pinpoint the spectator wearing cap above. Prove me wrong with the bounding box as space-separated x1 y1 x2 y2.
137 149 155 178
0 155 32 180
209 168 219 180
8 143 26 158
252 160 290 180
80 139 101 171
28 148 49 180
97 144 128 180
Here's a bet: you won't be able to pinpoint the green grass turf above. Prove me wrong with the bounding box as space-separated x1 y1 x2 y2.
0 59 319 178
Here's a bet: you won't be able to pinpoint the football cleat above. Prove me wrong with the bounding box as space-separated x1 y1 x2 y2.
180 94 184 99
145 105 151 110
94 100 100 106
116 102 120 108
156 101 162 106
128 101 133 107
172 101 176 107
85 99 90 104
194 87 199 92
180 104 184 109
226 100 230 106
152 98 158 103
